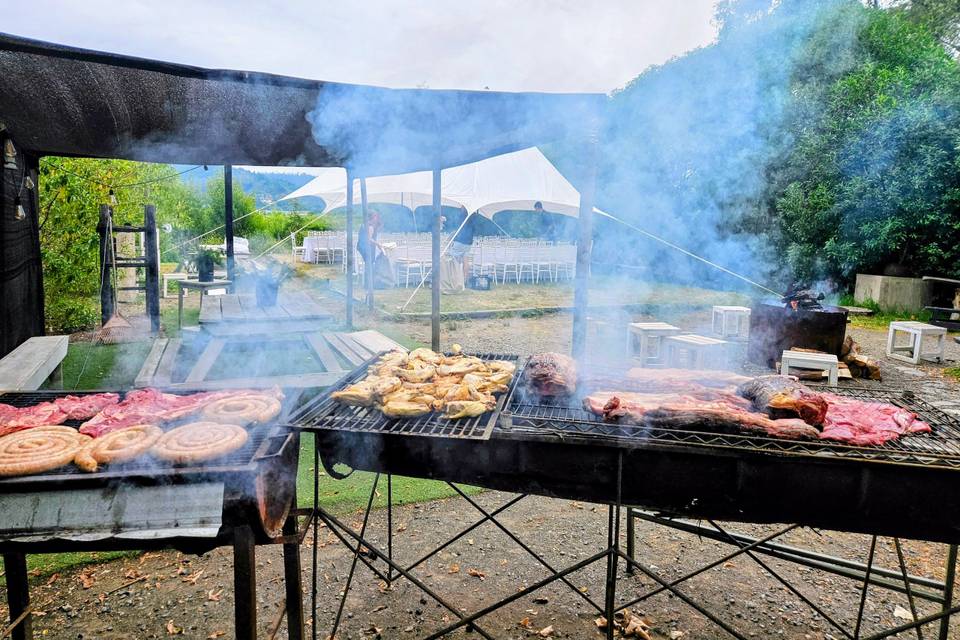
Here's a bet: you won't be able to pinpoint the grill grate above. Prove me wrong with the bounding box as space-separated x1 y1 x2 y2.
285 353 520 440
501 364 960 470
0 389 292 488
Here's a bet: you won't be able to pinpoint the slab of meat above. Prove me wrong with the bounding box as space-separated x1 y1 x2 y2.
525 353 577 397
819 394 931 446
0 401 67 437
643 407 821 440
584 390 752 421
79 388 283 437
53 393 120 420
626 368 751 390
736 375 828 428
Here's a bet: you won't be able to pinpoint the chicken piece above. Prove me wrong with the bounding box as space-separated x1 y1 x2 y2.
396 365 436 383
487 360 516 375
331 381 376 406
443 384 485 403
409 348 443 365
444 400 490 419
485 370 514 386
438 359 487 377
372 376 403 398
450 343 463 355
381 400 432 418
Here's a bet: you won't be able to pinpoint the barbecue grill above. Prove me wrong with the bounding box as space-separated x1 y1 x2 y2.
0 389 308 640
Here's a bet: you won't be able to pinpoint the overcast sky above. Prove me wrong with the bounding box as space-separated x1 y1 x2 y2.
7 0 719 173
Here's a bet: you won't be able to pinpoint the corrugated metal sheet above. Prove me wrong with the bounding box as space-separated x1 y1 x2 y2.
0 482 224 542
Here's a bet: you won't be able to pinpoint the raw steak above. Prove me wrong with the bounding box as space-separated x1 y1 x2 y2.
53 393 120 420
819 394 931 446
737 375 828 428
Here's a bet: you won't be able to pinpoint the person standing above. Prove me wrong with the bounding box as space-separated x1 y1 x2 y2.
449 206 477 283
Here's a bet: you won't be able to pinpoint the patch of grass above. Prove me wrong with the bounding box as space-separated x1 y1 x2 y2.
295 434 480 515
53 341 153 390
160 304 200 338
946 367 960 381
839 295 935 331
0 551 138 587
375 277 750 315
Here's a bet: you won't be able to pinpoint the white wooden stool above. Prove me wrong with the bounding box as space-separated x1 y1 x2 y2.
780 350 839 386
627 322 682 367
663 334 728 369
887 321 947 364
712 306 751 339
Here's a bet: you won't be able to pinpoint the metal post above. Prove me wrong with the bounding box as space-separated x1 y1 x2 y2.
143 204 160 333
345 173 354 329
626 507 636 574
233 525 257 640
3 553 32 640
97 204 114 326
282 508 305 640
361 177 374 310
431 168 441 351
572 122 599 361
387 474 393 587
939 545 958 640
224 165 235 287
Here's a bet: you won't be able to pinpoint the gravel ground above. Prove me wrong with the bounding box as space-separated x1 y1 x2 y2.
3 308 960 639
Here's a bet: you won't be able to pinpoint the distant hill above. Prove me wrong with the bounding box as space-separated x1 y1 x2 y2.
174 165 326 211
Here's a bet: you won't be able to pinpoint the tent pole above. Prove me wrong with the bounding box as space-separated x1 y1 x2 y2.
572 125 599 361
224 164 235 289
431 169 441 351
345 173 354 329
361 177 373 310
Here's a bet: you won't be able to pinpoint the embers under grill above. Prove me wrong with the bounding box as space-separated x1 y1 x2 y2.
501 364 960 470
285 353 520 440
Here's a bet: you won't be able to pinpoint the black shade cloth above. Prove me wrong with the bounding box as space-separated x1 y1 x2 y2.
0 33 604 176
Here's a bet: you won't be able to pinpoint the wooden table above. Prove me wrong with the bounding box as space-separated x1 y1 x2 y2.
177 279 231 329
199 292 332 335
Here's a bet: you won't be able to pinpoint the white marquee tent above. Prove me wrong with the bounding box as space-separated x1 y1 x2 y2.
280 146 585 219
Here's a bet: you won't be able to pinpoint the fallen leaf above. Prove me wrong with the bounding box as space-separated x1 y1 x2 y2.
98 593 106 605
125 569 142 580
363 624 383 636
207 589 223 602
78 572 95 589
396 523 407 533
166 620 179 635
45 573 59 586
595 616 607 628
370 604 388 613
28 568 42 577
669 631 685 640
448 564 461 574
538 625 554 637
894 605 912 621
518 617 533 629
207 631 225 639
467 568 485 580
182 569 205 585
467 538 474 545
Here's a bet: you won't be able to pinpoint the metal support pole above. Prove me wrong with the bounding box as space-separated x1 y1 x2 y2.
3 553 32 640
232 525 257 640
143 204 160 333
361 177 374 310
626 507 636 575
97 204 114 326
572 122 599 361
431 168 441 351
939 545 958 640
387 474 393 587
224 165 235 287
345 173 354 329
854 536 878 639
282 506 305 640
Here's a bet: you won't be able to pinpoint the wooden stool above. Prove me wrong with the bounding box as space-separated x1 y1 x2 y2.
781 350 839 386
712 306 751 339
663 334 728 369
887 321 947 364
627 322 682 367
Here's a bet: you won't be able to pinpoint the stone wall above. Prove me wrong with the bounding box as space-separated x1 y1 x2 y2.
854 274 930 312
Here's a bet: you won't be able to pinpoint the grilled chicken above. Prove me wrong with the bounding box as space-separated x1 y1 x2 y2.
381 400 432 418
331 382 377 406
444 400 490 419
488 360 516 375
409 348 443 364
372 376 403 397
396 365 436 383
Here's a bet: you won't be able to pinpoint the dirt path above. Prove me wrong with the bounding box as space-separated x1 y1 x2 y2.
2 491 958 639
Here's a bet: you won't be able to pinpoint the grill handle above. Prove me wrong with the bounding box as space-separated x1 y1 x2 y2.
254 431 296 461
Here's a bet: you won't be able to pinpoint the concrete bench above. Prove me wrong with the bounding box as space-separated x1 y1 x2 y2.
0 336 69 390
887 321 947 364
781 350 839 386
712 306 751 340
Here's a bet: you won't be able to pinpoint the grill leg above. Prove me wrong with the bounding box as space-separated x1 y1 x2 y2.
939 544 958 640
233 525 257 640
626 507 636 574
2 553 32 640
283 514 305 640
387 474 393 587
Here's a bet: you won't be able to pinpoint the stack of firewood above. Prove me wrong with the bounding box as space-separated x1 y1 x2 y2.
785 336 881 381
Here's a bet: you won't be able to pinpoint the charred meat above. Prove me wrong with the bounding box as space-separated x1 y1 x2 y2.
736 375 828 428
524 352 577 397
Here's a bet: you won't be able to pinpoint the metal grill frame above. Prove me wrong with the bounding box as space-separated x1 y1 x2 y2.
284 352 520 441
0 388 297 490
501 363 960 471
